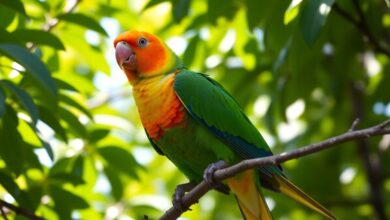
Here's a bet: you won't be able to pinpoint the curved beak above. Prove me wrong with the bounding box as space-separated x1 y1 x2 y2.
115 41 136 70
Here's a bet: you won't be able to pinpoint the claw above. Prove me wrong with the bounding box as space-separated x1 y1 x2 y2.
203 160 230 195
172 182 197 211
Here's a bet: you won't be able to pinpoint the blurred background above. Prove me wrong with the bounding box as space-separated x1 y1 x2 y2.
0 0 390 219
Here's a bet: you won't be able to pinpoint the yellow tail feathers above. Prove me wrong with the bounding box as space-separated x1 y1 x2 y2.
271 175 336 220
227 170 335 220
227 170 272 220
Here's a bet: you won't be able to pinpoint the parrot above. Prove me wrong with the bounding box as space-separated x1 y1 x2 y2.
114 30 335 220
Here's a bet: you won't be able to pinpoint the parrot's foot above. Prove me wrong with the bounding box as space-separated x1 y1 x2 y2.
203 160 230 195
172 182 197 211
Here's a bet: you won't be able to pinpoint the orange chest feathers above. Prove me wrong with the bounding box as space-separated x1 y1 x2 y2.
132 74 186 139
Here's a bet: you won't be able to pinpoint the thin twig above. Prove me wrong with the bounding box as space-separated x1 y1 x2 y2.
352 0 390 57
27 0 82 50
332 3 360 27
159 119 390 220
349 118 361 132
44 0 82 32
0 200 45 220
332 2 390 57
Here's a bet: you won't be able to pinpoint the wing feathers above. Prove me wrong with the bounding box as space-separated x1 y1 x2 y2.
174 70 273 161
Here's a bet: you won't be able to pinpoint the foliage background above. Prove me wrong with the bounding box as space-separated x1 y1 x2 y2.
0 0 389 219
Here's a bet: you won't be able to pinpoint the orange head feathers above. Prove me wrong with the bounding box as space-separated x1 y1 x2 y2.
114 30 180 84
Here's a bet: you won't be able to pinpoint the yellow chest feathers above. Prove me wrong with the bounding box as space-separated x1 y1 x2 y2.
132 74 185 139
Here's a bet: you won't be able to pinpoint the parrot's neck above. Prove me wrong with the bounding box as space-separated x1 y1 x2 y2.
132 72 186 139
131 50 184 85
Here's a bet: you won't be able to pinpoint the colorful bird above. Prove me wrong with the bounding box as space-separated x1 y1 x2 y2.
114 30 335 220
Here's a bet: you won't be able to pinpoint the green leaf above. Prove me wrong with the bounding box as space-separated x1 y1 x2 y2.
53 187 89 210
0 5 16 28
48 155 84 185
0 44 58 96
0 105 25 175
103 166 123 201
207 0 239 24
46 51 60 72
60 94 93 119
58 107 87 138
300 0 335 45
18 73 58 111
2 81 39 124
172 0 190 23
41 140 54 161
49 186 89 216
57 13 108 36
60 26 110 73
98 146 140 179
54 78 79 92
49 157 73 174
183 34 199 67
24 143 43 170
89 128 110 143
38 106 68 142
273 39 292 73
0 170 33 210
72 155 84 179
263 1 294 52
25 186 43 212
0 87 5 118
0 170 20 198
0 0 26 16
13 29 65 50
143 0 169 11
187 14 208 30
284 1 302 25
244 0 280 30
0 29 20 44
48 172 85 186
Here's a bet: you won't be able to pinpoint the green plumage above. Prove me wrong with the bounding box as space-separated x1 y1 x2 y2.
152 69 279 181
174 70 270 154
154 113 234 181
115 30 335 219
150 70 335 220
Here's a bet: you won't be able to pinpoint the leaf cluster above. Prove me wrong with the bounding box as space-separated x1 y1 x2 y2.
0 0 389 219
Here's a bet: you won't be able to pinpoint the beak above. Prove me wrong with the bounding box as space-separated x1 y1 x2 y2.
115 41 136 70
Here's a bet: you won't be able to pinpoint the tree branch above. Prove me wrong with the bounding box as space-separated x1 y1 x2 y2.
350 82 387 220
0 199 45 220
159 119 390 220
332 2 390 57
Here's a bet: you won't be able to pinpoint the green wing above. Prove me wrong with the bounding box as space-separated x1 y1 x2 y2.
145 129 164 155
174 69 274 162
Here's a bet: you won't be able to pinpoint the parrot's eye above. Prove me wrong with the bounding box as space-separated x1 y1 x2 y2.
137 37 148 48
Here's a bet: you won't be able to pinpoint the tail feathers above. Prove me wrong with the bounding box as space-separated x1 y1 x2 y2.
235 194 271 220
272 175 336 220
227 170 272 220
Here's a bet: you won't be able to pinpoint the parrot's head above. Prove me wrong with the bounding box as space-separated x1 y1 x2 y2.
114 30 179 84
